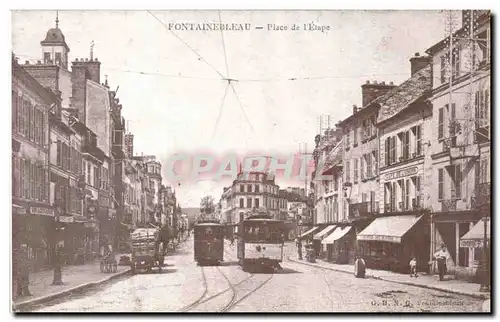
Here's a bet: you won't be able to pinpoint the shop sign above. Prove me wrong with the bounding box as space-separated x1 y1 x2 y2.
30 206 53 216
383 166 418 181
13 204 27 215
59 216 74 223
460 239 486 248
358 235 402 243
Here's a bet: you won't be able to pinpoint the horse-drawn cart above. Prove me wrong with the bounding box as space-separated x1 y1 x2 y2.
130 228 165 274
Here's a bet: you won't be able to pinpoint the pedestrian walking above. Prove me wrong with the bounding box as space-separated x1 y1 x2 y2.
409 257 418 277
230 234 235 246
296 238 303 260
433 244 449 281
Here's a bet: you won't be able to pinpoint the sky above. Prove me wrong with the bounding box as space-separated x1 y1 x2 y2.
11 10 455 207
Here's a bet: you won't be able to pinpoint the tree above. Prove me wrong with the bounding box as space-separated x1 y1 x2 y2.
200 195 215 216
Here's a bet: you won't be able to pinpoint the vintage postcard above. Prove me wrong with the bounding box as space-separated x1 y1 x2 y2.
11 9 491 313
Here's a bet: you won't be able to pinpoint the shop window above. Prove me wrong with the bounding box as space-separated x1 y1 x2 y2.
458 223 470 267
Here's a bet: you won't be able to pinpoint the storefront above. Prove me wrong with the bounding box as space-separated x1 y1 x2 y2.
298 226 319 242
12 201 54 271
459 218 490 283
357 214 430 273
322 226 355 264
431 211 483 279
313 225 336 258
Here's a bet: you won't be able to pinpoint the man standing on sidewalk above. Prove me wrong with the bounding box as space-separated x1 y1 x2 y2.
434 244 450 281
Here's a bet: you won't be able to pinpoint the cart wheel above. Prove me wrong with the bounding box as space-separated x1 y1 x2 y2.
100 262 104 273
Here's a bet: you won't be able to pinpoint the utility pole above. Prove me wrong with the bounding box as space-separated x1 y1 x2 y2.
298 142 314 235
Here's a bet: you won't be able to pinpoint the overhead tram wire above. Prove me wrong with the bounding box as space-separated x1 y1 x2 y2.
147 10 226 80
216 11 255 136
218 10 230 78
13 53 411 83
211 82 230 141
102 67 221 81
229 82 255 134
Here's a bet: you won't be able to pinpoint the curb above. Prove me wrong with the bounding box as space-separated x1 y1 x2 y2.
12 268 131 312
287 257 488 300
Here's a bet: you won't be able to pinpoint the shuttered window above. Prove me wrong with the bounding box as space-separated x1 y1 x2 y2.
438 107 444 139
438 168 444 200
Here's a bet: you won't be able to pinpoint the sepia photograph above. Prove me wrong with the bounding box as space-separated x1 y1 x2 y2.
10 8 491 313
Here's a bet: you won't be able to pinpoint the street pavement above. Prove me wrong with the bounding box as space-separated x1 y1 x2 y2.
13 259 130 311
31 237 485 312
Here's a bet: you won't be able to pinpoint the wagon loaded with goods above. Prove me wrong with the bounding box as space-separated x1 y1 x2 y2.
130 228 165 274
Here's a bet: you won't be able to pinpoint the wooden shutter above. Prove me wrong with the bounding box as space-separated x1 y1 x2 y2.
385 137 390 166
57 140 62 166
438 107 444 139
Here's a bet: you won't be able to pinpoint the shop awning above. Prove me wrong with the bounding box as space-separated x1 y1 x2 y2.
299 227 319 239
313 225 337 240
357 215 423 244
322 226 352 244
460 218 490 248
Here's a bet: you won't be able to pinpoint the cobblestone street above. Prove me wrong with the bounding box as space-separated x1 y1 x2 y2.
31 237 484 313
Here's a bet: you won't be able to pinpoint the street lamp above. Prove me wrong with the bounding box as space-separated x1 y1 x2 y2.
479 215 490 292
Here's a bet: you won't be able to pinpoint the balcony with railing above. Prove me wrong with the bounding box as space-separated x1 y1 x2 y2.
384 196 422 213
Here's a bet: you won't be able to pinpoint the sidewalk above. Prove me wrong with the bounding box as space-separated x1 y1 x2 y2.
287 256 490 300
12 260 130 312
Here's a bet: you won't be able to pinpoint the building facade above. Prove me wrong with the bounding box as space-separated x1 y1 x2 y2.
425 11 490 279
227 171 280 228
12 57 54 271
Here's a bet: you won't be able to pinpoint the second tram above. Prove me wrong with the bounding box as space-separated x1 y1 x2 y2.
237 213 286 272
193 221 224 266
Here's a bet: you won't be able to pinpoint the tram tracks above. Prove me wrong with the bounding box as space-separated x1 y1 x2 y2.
179 262 274 312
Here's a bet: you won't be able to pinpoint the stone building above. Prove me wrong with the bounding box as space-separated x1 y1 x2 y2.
359 56 434 273
224 171 280 231
12 56 55 271
425 10 491 279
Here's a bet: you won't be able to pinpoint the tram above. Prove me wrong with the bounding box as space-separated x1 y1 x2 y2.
237 213 286 272
193 220 224 266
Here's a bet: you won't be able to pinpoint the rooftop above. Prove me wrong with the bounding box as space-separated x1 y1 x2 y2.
376 64 432 125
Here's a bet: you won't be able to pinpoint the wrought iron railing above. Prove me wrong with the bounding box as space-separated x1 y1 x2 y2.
441 199 457 212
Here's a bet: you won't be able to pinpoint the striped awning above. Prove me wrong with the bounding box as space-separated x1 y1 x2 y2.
313 225 337 240
299 227 319 239
322 226 352 244
357 215 423 244
460 219 490 248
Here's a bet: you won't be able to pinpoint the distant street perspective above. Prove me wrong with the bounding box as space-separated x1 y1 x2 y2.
11 9 490 313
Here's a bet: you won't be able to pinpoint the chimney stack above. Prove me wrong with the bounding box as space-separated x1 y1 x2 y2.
410 52 431 76
361 80 396 107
